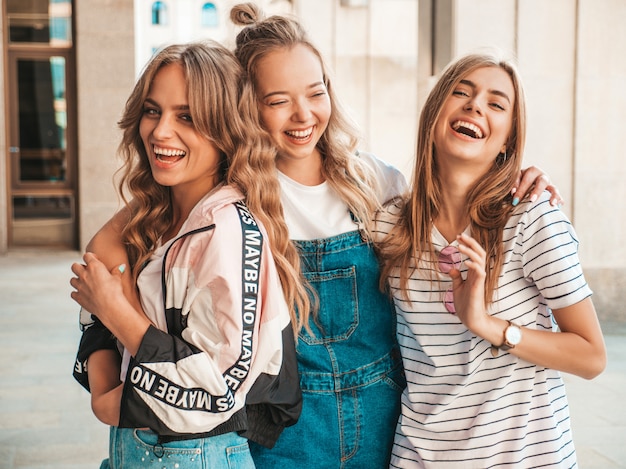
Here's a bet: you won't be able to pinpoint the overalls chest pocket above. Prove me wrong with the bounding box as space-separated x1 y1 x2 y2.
299 265 359 345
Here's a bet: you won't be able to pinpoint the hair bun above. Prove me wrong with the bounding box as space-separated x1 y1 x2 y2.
230 2 263 26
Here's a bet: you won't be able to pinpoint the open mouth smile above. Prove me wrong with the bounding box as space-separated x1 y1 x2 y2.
452 120 484 139
284 127 314 141
153 145 186 163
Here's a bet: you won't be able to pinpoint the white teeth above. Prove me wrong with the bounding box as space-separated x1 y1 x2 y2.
452 121 483 138
153 146 186 157
285 128 313 138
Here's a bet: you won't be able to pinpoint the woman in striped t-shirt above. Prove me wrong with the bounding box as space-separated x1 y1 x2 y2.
375 52 606 468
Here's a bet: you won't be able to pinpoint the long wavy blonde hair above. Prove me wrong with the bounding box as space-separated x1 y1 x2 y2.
230 2 381 234
116 41 310 331
378 52 527 304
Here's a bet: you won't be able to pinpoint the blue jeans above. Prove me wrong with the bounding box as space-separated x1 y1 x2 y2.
251 231 405 468
100 427 254 469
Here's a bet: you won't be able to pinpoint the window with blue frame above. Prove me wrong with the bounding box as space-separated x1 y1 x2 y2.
201 3 218 27
152 1 168 25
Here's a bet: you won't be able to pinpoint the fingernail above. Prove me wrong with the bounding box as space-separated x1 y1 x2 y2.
512 197 519 206
118 264 126 274
530 194 537 203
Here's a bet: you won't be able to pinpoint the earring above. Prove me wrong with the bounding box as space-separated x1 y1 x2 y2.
497 150 507 166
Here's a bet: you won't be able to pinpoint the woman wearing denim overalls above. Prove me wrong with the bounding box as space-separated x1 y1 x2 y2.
271 164 408 469
232 4 407 467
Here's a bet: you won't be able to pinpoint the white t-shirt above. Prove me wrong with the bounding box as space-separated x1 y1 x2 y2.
374 193 592 468
278 151 407 240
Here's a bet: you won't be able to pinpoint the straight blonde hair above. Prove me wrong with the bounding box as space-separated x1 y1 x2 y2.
378 52 527 305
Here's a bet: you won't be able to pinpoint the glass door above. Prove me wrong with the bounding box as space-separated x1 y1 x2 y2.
7 50 77 247
5 0 76 248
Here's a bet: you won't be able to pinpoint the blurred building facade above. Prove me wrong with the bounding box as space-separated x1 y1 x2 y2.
1 0 624 322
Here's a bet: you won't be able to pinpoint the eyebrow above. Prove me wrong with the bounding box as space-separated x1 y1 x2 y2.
144 98 190 110
459 79 511 104
261 81 326 100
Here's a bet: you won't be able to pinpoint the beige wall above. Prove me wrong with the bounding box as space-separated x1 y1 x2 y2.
0 8 6 253
75 0 136 249
573 0 626 321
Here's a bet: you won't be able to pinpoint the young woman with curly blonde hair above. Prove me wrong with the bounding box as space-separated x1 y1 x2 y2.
70 40 308 468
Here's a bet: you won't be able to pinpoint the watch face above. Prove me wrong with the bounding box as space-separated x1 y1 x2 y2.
505 325 522 345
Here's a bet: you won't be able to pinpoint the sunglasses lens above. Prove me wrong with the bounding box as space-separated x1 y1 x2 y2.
439 246 460 314
444 287 455 313
438 245 461 274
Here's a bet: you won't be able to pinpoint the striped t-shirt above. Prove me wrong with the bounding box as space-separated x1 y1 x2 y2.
373 193 591 468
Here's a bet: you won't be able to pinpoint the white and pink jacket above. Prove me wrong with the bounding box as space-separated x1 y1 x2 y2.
74 185 301 448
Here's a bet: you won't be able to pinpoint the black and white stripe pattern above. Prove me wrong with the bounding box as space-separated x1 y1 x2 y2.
374 193 590 468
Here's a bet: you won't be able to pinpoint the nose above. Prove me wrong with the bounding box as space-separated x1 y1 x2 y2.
464 98 482 115
152 114 175 139
292 98 312 122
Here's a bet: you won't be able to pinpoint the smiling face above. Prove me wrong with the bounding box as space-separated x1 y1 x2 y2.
255 44 331 174
139 63 222 203
433 65 515 170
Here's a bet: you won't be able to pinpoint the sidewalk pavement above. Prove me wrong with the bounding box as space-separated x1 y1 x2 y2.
0 249 624 469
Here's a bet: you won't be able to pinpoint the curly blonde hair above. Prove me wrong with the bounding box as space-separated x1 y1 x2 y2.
378 52 527 304
230 2 382 234
116 41 310 331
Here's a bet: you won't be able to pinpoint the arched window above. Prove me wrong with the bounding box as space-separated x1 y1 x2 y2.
151 1 168 26
201 3 218 27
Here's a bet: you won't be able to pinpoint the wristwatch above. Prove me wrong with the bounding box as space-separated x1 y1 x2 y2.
490 321 522 357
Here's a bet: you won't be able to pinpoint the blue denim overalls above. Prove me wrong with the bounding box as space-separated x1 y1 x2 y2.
250 230 405 468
